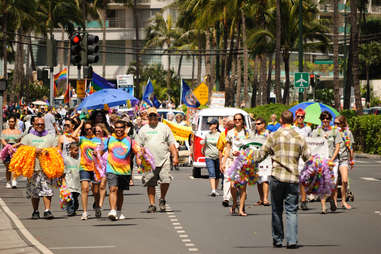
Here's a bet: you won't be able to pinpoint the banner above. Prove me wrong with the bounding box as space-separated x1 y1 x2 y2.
76 80 86 99
193 82 209 105
305 137 329 159
244 137 272 174
163 119 193 142
182 80 200 108
210 91 225 108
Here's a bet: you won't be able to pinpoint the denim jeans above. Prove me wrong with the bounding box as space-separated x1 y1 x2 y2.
66 192 80 215
205 158 221 179
270 176 299 245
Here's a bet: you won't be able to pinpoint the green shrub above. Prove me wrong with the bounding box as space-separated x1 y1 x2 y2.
348 115 381 154
340 109 357 120
243 104 290 123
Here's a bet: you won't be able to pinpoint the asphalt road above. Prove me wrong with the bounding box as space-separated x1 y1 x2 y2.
1 157 381 254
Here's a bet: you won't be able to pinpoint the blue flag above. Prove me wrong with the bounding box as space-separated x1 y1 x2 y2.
182 80 200 108
142 79 161 108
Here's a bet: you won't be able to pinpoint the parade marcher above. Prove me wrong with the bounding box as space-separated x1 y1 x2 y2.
44 106 58 136
267 114 281 133
254 110 311 249
105 120 141 220
217 116 234 207
335 115 354 210
253 117 271 206
223 113 252 216
21 117 57 219
293 108 311 210
175 113 186 126
311 111 341 213
1 115 22 188
200 119 221 197
63 142 81 216
136 107 178 213
57 118 78 157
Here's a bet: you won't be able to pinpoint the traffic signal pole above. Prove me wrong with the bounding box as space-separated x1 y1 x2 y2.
298 0 304 103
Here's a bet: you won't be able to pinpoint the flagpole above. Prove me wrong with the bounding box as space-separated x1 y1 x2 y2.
180 78 183 105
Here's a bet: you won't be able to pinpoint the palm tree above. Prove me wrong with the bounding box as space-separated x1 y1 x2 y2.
333 0 340 110
145 13 181 90
274 0 282 103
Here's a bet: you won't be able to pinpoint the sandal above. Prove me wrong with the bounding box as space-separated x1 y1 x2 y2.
321 208 327 214
342 203 352 210
239 211 248 216
230 205 238 215
263 201 271 206
255 200 263 206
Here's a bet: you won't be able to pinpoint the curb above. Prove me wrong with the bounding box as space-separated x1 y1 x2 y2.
355 152 381 160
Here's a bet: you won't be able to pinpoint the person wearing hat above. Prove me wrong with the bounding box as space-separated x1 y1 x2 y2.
200 119 221 197
136 107 178 213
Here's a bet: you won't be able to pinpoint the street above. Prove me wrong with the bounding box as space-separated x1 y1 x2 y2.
1 157 381 254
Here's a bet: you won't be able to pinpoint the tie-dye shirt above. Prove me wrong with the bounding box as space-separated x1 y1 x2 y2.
104 136 138 175
79 136 100 171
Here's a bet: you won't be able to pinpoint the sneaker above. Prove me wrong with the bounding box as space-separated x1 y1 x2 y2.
81 212 88 220
11 179 17 189
43 210 54 219
300 201 309 210
95 207 102 218
214 191 220 196
108 210 118 221
32 210 40 220
222 200 229 207
5 182 11 189
159 199 166 212
118 214 126 220
146 205 157 213
209 191 216 197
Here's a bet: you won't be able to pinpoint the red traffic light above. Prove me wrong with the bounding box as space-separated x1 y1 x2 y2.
73 36 80 44
71 33 81 44
310 74 315 78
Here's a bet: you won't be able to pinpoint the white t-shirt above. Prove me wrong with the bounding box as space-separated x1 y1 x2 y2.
226 128 252 156
44 112 56 135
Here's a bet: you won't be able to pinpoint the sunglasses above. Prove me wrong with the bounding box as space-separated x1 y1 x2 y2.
334 122 340 125
256 122 263 125
85 128 93 131
321 117 331 121
35 123 44 126
234 118 243 121
296 115 304 119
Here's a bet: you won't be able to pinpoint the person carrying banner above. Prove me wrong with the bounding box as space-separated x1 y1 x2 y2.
311 111 342 213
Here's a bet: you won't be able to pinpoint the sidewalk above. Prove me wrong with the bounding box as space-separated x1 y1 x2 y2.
355 152 381 160
0 199 40 254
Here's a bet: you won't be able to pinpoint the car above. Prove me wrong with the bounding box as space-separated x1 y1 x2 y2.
369 106 381 115
191 107 252 178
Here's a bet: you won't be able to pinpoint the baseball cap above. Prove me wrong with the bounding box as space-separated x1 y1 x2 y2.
208 119 219 125
147 107 159 116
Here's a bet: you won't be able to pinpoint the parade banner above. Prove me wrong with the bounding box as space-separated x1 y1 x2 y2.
243 137 272 176
193 82 209 105
163 119 193 142
210 91 225 108
306 137 329 159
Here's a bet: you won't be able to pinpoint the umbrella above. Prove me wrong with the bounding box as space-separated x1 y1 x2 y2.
77 88 139 110
289 101 340 125
32 100 48 106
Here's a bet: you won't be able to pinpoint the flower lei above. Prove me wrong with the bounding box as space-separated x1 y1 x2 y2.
9 146 64 179
137 146 156 174
256 130 268 137
0 144 16 161
234 128 249 139
294 122 305 128
338 128 355 166
282 124 292 129
58 178 72 210
299 155 336 196
226 148 259 188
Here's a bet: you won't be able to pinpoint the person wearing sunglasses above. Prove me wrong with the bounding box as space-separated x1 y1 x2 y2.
223 113 252 216
311 111 342 214
293 108 311 210
254 118 271 207
334 115 354 210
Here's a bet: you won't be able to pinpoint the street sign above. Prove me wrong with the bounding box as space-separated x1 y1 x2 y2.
117 74 134 97
314 59 333 65
76 80 86 98
299 88 305 93
294 72 309 88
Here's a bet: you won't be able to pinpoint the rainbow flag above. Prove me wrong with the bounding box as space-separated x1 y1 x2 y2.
54 68 68 97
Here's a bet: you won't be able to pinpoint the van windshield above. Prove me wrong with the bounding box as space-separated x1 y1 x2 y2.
200 116 220 131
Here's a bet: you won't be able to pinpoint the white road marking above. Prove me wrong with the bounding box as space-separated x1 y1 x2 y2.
185 243 195 247
177 230 186 233
179 234 189 238
361 177 380 182
181 239 191 242
170 218 178 222
0 198 53 254
133 175 142 180
172 222 181 225
50 246 116 250
188 248 199 252
374 211 381 214
169 215 176 218
174 226 183 229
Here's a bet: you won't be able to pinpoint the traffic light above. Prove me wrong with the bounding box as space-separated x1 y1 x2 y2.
46 38 57 68
310 73 315 87
70 33 82 66
82 33 99 66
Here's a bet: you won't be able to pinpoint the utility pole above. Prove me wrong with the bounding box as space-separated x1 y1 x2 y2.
298 0 304 103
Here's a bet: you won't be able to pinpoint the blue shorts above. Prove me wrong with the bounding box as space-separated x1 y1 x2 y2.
79 170 98 183
205 158 221 179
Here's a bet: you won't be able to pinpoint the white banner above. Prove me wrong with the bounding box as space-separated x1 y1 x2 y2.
243 137 272 177
305 137 329 159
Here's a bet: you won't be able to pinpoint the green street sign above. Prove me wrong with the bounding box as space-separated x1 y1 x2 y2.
299 88 305 93
294 72 309 88
314 59 333 65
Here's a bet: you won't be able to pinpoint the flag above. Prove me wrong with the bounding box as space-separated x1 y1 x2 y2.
163 119 193 142
182 80 200 108
54 68 68 97
64 82 71 104
142 79 161 108
91 72 116 91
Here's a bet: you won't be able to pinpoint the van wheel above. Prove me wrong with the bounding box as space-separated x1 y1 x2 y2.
192 167 201 178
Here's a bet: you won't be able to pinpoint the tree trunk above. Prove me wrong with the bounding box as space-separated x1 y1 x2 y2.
192 55 195 85
251 56 259 107
333 0 341 110
266 53 273 104
197 30 202 85
133 0 141 95
241 9 249 107
205 29 214 102
14 31 26 99
275 0 282 103
167 47 171 90
350 0 362 112
102 8 107 77
228 54 236 107
282 50 290 104
211 26 217 92
235 39 242 107
366 64 370 104
259 54 267 105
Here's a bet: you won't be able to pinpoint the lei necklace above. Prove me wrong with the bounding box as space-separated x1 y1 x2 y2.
234 128 249 139
282 124 292 129
85 134 95 139
256 130 268 137
339 127 352 150
294 122 305 128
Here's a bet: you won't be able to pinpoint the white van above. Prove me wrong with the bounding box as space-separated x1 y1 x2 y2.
191 107 252 178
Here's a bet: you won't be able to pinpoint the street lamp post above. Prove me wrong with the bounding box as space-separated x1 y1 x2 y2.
298 0 304 103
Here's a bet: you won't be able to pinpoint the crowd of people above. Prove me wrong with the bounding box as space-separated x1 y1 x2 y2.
1 102 355 249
